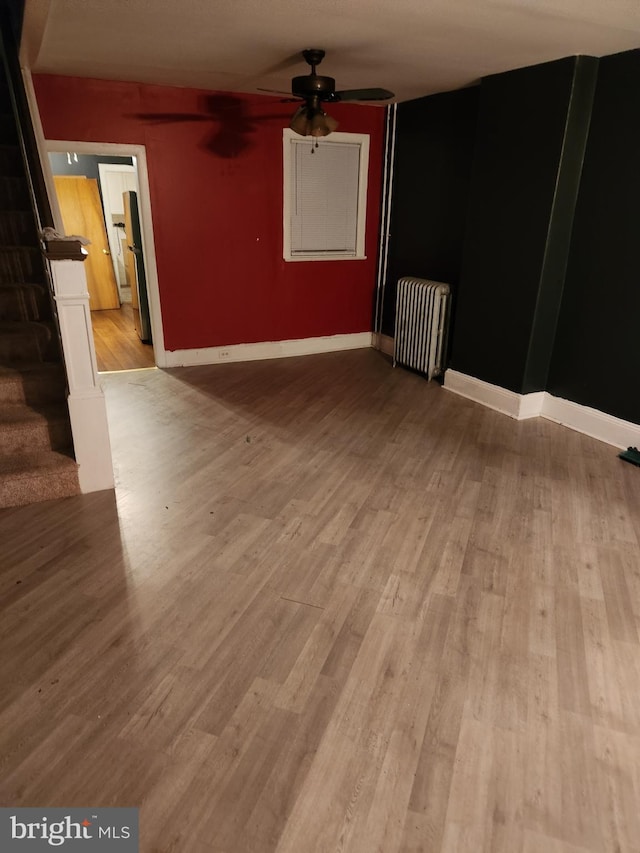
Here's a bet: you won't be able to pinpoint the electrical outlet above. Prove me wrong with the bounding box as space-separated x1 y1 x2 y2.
219 350 230 359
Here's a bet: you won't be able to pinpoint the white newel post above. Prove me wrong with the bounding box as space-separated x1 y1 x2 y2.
49 257 115 493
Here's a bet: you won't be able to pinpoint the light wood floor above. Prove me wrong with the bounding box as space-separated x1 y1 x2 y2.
1 349 639 852
91 302 155 372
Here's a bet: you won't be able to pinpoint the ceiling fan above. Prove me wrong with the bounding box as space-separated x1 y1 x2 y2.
262 49 395 138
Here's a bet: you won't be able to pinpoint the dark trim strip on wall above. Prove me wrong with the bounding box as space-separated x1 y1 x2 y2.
374 103 397 339
521 55 599 394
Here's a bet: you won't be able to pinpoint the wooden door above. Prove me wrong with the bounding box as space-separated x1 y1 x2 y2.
53 175 120 310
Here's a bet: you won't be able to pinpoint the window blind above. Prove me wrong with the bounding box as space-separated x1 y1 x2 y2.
289 139 361 256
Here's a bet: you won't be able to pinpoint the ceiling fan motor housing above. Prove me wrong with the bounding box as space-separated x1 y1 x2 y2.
292 74 336 101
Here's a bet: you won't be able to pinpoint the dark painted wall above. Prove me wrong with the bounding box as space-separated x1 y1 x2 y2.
450 57 578 393
381 87 479 337
383 49 639 425
548 50 640 424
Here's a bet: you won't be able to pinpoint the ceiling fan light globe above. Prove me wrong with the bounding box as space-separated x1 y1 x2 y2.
309 111 336 137
290 108 311 136
325 114 339 133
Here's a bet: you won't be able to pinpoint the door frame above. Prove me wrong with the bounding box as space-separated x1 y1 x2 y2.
44 140 168 367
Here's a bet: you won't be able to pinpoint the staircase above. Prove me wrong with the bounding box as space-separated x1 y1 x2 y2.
0 59 79 507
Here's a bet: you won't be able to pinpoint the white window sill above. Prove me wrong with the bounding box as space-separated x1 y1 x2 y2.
284 254 367 262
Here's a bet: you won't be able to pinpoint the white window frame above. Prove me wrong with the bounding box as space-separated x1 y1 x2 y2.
283 129 370 262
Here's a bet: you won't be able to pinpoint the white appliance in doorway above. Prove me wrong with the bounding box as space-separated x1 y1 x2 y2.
98 163 138 302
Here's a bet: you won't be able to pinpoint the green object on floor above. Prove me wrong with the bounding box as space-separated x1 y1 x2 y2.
618 446 640 466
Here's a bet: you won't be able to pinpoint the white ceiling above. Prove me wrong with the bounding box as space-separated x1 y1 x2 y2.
22 0 640 103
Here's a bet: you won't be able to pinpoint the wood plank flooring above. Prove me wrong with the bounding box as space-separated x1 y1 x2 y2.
91 302 155 371
1 349 639 852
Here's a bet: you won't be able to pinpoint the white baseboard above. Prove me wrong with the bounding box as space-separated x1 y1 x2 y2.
519 391 547 420
541 395 640 450
444 369 640 449
163 332 373 368
444 369 544 420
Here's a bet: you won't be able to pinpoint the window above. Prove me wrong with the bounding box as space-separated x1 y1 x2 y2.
283 129 370 261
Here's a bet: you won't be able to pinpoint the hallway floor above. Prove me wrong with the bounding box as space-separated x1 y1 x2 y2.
91 302 155 371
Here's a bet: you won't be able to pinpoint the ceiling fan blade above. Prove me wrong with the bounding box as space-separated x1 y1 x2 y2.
261 52 307 76
332 88 395 102
257 87 295 96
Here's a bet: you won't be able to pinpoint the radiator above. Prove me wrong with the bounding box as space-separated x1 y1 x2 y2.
393 277 450 379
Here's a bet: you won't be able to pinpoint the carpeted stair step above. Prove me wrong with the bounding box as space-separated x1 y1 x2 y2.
0 114 18 146
0 84 12 113
0 210 38 245
0 282 49 321
0 321 52 362
0 363 66 405
0 175 29 208
0 403 72 454
0 143 22 176
0 80 78 511
0 449 79 508
0 245 45 284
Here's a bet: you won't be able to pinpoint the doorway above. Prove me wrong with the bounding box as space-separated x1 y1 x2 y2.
45 143 165 372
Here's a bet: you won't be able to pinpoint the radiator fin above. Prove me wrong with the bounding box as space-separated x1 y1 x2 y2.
393 277 450 379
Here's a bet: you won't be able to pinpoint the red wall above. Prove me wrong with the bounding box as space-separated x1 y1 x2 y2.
33 75 386 351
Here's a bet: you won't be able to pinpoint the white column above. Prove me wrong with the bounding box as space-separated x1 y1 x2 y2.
49 259 115 493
